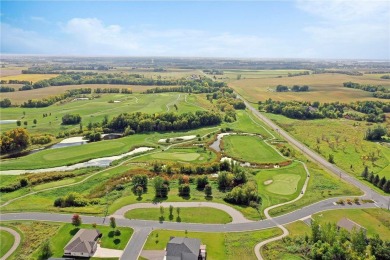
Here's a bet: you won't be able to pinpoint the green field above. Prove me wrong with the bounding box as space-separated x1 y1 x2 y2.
0 229 15 258
125 207 232 224
144 228 282 260
312 208 390 240
265 174 301 195
0 93 203 134
222 135 285 164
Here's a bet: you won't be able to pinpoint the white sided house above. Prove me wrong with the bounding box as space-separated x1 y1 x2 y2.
64 229 102 258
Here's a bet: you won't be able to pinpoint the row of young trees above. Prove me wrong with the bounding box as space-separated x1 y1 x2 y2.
361 166 389 193
259 99 389 122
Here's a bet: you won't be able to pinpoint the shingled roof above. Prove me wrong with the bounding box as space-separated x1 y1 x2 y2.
166 237 201 260
64 229 101 254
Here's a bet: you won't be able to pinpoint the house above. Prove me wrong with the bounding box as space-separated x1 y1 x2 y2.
63 229 102 258
165 237 206 260
337 217 367 235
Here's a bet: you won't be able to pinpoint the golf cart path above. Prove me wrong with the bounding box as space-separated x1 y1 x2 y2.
112 201 252 224
0 226 21 260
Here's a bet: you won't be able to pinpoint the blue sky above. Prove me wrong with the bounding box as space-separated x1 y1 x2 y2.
1 0 389 59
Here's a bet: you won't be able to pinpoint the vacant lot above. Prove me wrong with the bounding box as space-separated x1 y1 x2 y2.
125 207 232 224
230 73 390 103
312 208 390 240
222 135 285 164
144 228 282 260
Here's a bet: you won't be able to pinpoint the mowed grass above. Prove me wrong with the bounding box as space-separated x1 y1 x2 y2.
48 223 133 257
265 174 301 195
136 147 217 164
125 207 232 224
0 73 59 83
0 134 151 170
312 208 390 240
144 228 282 260
230 73 390 103
222 135 285 164
0 229 15 258
255 162 306 211
264 113 390 193
0 93 202 135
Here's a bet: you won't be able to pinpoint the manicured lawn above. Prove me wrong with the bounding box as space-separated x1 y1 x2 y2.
222 135 285 164
136 147 217 164
255 162 306 211
49 223 133 258
312 208 390 239
144 228 282 260
265 174 301 195
124 207 232 224
0 229 15 258
284 221 311 237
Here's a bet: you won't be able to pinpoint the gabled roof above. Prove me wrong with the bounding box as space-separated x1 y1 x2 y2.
337 217 365 232
64 229 101 254
166 237 200 260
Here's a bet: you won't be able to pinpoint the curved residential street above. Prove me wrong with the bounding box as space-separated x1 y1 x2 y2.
0 96 388 260
0 226 21 260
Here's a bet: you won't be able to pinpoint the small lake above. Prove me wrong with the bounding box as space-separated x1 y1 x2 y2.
0 147 154 175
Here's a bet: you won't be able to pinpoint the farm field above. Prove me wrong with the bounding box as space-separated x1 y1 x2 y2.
124 207 233 224
0 73 59 83
221 69 310 80
143 228 282 260
222 135 285 164
229 73 390 103
263 113 390 193
0 92 206 135
0 229 14 258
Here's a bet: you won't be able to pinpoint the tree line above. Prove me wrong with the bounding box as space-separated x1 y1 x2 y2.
0 86 15 92
361 166 389 193
259 99 389 122
106 111 221 133
275 85 310 92
343 82 390 99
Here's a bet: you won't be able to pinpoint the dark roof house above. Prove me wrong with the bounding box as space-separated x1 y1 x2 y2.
63 229 102 258
337 217 367 235
166 237 206 260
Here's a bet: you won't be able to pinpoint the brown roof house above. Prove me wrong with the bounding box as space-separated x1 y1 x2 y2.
64 229 102 258
337 217 367 235
165 237 206 260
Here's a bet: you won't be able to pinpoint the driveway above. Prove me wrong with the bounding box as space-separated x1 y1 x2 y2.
93 244 123 258
140 250 165 260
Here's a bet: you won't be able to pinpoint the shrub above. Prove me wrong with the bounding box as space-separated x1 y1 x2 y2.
178 184 190 197
196 176 208 189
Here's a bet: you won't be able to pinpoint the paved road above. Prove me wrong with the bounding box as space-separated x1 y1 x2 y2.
238 94 390 209
0 226 21 260
112 201 252 223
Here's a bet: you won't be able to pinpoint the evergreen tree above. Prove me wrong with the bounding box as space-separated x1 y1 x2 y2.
379 177 387 189
361 166 369 179
373 174 380 186
382 180 390 193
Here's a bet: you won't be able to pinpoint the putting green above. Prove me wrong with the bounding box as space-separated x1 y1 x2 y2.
265 174 301 195
150 152 200 162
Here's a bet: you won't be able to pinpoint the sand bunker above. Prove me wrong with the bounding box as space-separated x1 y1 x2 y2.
158 135 196 143
264 180 273 185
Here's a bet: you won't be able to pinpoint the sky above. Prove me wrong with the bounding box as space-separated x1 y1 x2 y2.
1 0 389 59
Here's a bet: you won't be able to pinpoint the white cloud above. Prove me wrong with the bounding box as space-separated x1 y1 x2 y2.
30 16 49 23
62 18 138 54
